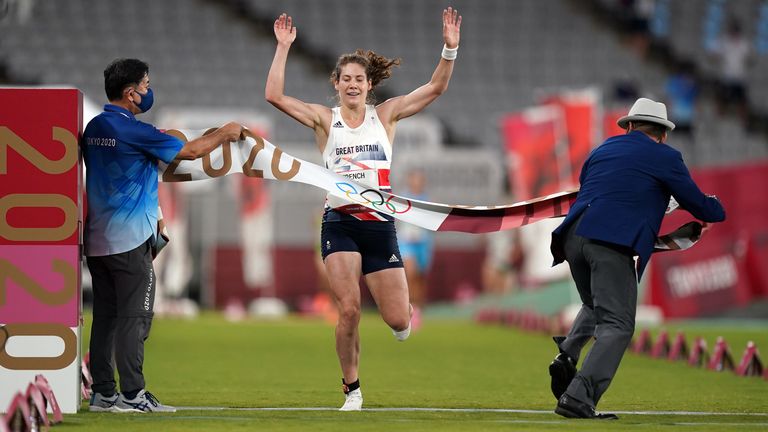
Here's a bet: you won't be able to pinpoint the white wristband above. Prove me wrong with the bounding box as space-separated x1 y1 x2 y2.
441 44 458 61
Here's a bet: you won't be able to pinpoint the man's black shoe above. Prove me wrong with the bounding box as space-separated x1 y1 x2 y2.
549 352 576 400
555 394 618 420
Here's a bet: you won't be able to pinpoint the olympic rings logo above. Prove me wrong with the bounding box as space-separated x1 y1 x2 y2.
335 182 412 215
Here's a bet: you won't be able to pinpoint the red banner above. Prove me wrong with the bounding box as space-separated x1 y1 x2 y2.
603 107 627 139
647 161 768 317
649 234 752 318
541 89 600 187
503 90 601 201
746 233 768 297
501 106 563 200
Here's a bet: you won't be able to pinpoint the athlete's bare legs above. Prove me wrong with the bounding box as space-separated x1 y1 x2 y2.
325 251 364 384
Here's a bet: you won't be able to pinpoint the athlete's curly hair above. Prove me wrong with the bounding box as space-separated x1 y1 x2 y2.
330 49 401 104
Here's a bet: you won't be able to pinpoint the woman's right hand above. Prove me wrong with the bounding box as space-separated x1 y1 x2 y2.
274 13 297 46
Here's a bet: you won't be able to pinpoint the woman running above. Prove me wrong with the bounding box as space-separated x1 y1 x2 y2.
265 7 461 411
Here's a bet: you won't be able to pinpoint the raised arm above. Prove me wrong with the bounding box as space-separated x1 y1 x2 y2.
265 14 327 130
380 7 462 124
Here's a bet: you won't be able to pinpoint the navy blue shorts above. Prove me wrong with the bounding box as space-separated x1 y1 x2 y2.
320 218 404 275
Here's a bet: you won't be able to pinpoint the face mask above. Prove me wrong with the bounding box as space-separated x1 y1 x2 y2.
133 87 154 113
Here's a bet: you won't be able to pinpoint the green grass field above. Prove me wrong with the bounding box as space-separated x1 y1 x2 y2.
64 312 767 431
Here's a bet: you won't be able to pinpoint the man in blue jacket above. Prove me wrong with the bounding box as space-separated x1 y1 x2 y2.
548 98 725 419
83 58 242 413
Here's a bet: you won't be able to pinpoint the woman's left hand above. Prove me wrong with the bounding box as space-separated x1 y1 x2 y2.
442 7 461 49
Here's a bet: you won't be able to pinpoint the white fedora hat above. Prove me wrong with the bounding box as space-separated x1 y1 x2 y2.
617 97 676 130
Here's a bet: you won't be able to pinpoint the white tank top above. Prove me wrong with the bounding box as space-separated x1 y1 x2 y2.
322 105 393 219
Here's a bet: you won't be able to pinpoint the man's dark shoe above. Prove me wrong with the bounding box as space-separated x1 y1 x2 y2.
555 394 618 420
549 352 577 400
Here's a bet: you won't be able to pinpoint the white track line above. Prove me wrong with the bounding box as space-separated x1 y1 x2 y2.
176 406 768 416
131 415 768 427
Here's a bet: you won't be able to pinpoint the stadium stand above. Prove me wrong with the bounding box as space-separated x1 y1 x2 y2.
2 0 764 163
589 0 768 151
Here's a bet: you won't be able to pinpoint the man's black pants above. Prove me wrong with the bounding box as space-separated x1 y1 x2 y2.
87 239 155 396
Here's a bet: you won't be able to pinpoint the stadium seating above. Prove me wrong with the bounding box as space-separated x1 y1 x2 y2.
1 0 764 162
